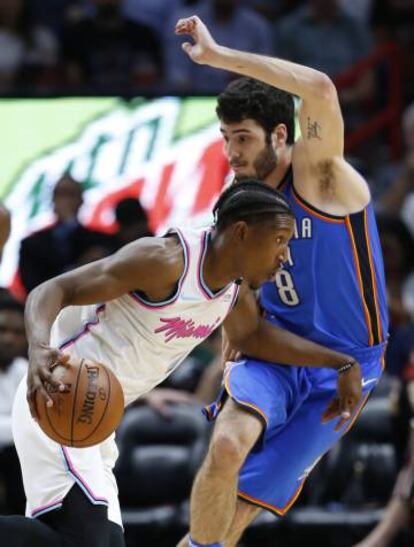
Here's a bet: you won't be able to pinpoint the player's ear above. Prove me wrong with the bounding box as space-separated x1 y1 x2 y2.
272 123 287 148
231 221 248 243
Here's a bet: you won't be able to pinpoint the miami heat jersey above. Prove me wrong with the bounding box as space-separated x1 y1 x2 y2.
261 168 389 354
50 227 239 405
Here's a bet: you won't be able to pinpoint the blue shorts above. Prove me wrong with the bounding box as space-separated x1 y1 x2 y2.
205 343 386 516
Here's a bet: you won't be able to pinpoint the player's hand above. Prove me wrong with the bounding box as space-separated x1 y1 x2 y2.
175 16 219 65
321 361 362 432
222 329 241 370
27 343 70 420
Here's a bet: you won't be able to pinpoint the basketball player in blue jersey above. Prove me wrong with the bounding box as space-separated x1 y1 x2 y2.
175 16 389 547
0 181 362 547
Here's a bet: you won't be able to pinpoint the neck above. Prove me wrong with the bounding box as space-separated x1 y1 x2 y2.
264 146 293 190
203 231 238 291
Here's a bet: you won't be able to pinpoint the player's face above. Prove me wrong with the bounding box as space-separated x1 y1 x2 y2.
239 216 294 289
220 119 277 181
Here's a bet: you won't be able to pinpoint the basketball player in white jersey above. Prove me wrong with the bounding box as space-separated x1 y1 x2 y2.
1 181 361 547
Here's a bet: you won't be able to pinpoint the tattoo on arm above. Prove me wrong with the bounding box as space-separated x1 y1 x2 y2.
307 117 322 140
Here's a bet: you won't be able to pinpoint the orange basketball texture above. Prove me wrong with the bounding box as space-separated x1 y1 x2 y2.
36 358 124 448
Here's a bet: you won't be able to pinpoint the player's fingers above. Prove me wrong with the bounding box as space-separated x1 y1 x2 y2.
57 353 71 367
181 42 193 55
340 397 352 421
334 416 349 432
26 385 39 420
175 17 196 34
321 399 340 422
35 378 54 408
27 380 53 420
38 367 54 384
48 352 71 390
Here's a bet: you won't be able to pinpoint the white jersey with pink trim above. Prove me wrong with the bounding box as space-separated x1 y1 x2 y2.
50 226 239 405
12 226 239 528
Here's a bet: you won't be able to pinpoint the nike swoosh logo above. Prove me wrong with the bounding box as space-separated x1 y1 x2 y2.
361 378 378 388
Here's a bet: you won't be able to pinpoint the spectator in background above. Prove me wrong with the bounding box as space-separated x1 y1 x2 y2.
29 0 81 38
379 103 414 236
113 197 153 250
19 173 116 294
0 294 27 514
165 0 272 93
371 0 414 103
0 0 58 93
241 0 303 22
62 0 162 92
338 0 373 25
377 215 414 329
122 0 182 34
274 0 374 108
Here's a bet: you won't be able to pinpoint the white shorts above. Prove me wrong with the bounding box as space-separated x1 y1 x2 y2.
12 377 122 527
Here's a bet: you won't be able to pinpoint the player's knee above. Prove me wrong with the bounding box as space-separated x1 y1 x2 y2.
209 431 245 471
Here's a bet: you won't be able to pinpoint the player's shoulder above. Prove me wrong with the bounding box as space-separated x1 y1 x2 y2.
115 234 185 283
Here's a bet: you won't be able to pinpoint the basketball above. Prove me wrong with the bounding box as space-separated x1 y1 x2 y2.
36 357 125 448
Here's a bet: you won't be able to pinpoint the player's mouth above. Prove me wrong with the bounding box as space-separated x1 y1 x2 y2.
231 163 248 172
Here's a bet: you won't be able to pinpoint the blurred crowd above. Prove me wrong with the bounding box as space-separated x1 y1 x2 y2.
0 0 412 99
1 0 414 545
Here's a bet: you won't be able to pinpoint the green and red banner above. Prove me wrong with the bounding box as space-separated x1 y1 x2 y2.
0 97 230 286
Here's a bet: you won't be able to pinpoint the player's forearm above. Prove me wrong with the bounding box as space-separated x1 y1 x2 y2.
233 319 354 369
25 279 67 348
209 45 334 102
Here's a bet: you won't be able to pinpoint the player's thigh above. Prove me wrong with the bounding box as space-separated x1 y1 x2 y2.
243 387 370 488
210 398 264 463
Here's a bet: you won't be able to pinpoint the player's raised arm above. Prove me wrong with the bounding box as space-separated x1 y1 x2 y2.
25 236 182 418
175 16 370 211
175 16 343 155
223 283 362 427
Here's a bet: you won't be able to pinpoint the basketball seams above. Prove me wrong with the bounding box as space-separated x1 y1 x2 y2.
77 363 112 445
71 358 84 447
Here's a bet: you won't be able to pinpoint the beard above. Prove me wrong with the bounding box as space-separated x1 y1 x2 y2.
234 144 277 182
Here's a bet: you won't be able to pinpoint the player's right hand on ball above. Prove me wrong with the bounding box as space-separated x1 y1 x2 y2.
27 344 70 420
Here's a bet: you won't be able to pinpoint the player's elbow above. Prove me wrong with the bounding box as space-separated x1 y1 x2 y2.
315 73 338 103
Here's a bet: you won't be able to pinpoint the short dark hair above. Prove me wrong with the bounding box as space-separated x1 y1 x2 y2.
213 179 293 230
216 77 295 144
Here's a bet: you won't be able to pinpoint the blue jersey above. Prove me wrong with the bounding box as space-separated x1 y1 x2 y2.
261 168 389 354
